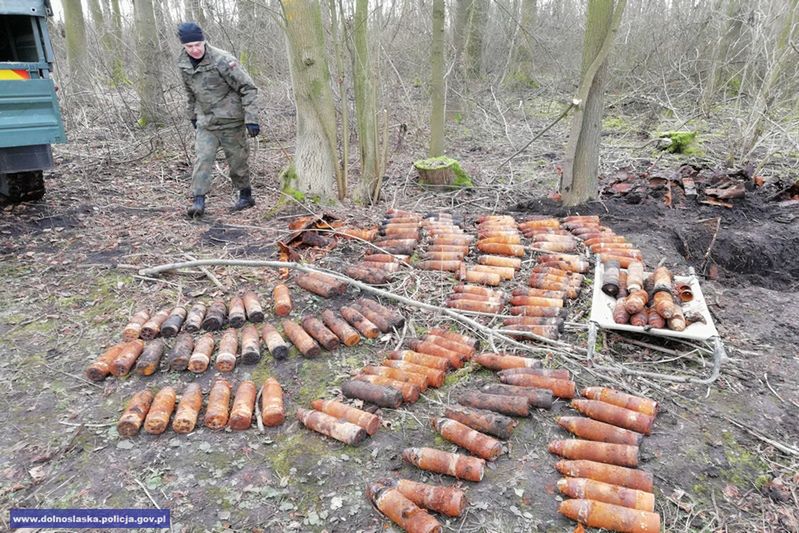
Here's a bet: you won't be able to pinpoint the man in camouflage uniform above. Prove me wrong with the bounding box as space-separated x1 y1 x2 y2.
177 22 260 218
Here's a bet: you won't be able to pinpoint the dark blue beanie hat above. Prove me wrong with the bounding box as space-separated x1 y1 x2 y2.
178 22 204 44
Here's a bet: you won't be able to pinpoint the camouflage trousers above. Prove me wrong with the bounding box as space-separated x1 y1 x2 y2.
190 125 250 196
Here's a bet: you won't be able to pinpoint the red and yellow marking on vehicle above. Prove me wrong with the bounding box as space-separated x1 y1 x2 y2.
0 69 31 80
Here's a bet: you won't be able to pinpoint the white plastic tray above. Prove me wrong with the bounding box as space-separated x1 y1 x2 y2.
589 260 719 342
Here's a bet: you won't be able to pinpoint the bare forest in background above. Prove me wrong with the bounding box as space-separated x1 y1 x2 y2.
49 0 799 203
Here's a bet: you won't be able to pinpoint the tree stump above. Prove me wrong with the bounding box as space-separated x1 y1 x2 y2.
414 157 456 187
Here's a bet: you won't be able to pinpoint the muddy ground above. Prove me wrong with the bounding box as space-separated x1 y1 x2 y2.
1 96 798 533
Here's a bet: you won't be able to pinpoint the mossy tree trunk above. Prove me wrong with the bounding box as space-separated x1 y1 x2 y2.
505 0 537 87
429 0 446 157
464 0 488 80
280 0 342 202
560 0 626 206
63 0 88 93
353 0 380 203
449 0 469 118
107 0 126 85
702 0 746 112
134 0 166 126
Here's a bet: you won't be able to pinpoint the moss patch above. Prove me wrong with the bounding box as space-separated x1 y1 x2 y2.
658 130 703 156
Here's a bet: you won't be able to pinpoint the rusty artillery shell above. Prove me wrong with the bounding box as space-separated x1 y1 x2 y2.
497 367 571 379
172 383 202 434
558 477 655 512
613 299 631 324
533 233 578 244
340 306 381 339
477 255 521 270
584 235 627 247
461 269 502 286
422 334 475 358
260 377 285 426
600 252 644 266
531 265 585 281
509 295 564 308
474 352 542 370
500 373 576 399
408 339 465 368
563 214 600 224
282 319 321 357
629 310 648 327
557 416 643 446
358 298 406 329
519 218 560 229
350 303 392 333
143 386 177 434
204 378 232 429
427 327 479 349
652 290 676 319
184 303 206 333
477 234 521 245
122 309 150 341
556 459 653 492
388 350 450 371
140 308 170 340
444 405 518 439
394 479 467 517
166 333 194 371
202 300 227 331
381 360 445 388
571 399 655 435
111 339 145 377
423 251 465 262
530 241 578 253
380 229 419 240
541 259 590 274
135 339 165 376
364 253 407 263
647 307 665 328
512 287 568 300
297 407 368 446
363 365 428 390
188 333 214 373
402 447 485 482
229 380 257 430
418 259 463 272
548 439 639 467
446 299 503 313
366 480 443 533
86 343 126 381
626 261 644 292
458 391 529 417
342 379 403 408
160 306 187 338
432 417 503 460
356 374 420 403
559 499 660 533
241 290 264 322
215 328 239 372
240 324 261 364
346 264 391 285
509 305 568 318
272 284 292 316
624 290 649 314
117 389 154 437
501 324 561 340
227 296 246 328
472 264 515 280
295 272 347 298
361 260 400 273
375 237 419 247
481 383 553 409
476 242 525 257
311 399 380 435
301 316 340 351
602 260 621 297
668 305 686 331
528 280 579 299
260 323 288 360
581 387 659 416
321 309 360 346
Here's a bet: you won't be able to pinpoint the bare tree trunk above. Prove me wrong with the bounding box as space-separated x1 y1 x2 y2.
560 0 627 206
449 0 470 118
63 0 88 93
134 0 166 126
108 0 125 85
702 0 744 112
280 0 342 202
329 0 349 197
353 0 380 203
505 0 537 87
429 0 446 157
464 0 488 80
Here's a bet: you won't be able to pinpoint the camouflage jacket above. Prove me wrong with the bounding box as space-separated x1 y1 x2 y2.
178 45 258 130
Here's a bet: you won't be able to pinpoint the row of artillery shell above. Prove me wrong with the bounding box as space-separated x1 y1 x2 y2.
117 378 285 437
367 478 468 533
121 288 292 341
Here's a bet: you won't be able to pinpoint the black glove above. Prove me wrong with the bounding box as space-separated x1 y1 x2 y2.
245 123 260 137
191 118 197 129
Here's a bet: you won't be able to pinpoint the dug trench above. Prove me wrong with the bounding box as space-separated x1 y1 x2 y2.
1 186 797 531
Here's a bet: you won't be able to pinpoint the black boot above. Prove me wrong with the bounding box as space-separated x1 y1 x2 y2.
187 195 205 218
232 187 255 211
